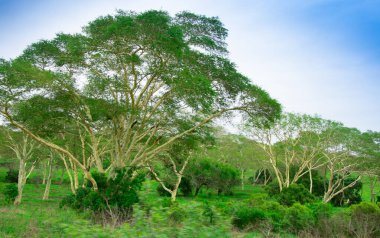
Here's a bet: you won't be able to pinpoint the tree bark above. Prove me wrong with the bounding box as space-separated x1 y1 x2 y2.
42 156 53 200
14 159 26 205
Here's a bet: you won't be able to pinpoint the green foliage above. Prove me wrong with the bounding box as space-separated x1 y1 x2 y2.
60 168 144 224
156 183 172 197
349 202 380 237
5 169 18 183
3 184 18 203
249 169 272 185
297 170 326 197
202 202 217 224
232 206 267 230
179 177 193 197
284 203 314 233
187 157 240 196
276 184 316 206
308 202 334 219
167 203 188 225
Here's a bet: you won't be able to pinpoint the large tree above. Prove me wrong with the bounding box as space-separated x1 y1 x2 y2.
0 10 280 190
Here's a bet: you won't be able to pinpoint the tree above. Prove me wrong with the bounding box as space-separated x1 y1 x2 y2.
202 131 267 190
0 10 280 191
320 126 362 203
245 113 331 192
7 134 38 205
186 157 240 196
357 131 380 203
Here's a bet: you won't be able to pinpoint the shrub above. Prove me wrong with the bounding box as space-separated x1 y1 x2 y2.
258 200 287 232
60 168 144 226
276 184 316 206
284 203 314 234
5 169 18 183
186 157 240 196
168 204 187 225
232 206 267 230
308 202 333 220
349 202 380 238
202 202 217 224
3 184 18 203
247 193 269 207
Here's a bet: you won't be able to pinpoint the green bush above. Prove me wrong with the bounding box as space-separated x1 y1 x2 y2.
308 202 333 219
168 204 188 225
187 157 240 196
232 206 267 230
284 203 314 234
349 202 380 237
3 184 18 203
276 184 316 206
5 169 18 183
258 200 287 232
202 202 217 224
60 168 144 226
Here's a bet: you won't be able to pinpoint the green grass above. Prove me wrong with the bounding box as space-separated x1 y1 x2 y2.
0 165 377 238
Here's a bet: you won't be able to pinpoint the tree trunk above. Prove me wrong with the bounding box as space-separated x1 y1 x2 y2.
42 161 47 184
309 167 313 194
73 164 79 190
14 159 26 205
42 157 53 200
61 155 75 194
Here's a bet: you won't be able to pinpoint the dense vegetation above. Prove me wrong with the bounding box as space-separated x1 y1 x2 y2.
0 10 379 238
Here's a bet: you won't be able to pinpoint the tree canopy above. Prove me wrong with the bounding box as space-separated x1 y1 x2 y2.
0 10 281 189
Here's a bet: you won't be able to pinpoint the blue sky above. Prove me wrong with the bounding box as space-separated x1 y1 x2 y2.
0 0 379 132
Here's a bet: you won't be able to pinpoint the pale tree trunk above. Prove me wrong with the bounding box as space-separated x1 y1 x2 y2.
60 154 75 194
43 156 53 200
323 175 361 203
254 169 263 184
263 170 271 185
73 163 79 190
148 157 189 202
42 161 47 184
14 160 26 205
308 165 313 194
68 157 79 190
8 135 36 205
14 160 35 205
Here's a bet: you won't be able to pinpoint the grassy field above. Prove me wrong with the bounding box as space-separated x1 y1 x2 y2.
0 166 376 238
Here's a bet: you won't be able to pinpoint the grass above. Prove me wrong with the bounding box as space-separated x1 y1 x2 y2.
0 166 377 237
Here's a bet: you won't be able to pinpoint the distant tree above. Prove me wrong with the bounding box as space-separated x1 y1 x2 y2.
245 113 332 192
357 131 380 203
320 126 362 203
186 157 240 196
203 132 267 190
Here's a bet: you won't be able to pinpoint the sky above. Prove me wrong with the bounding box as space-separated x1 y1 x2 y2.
0 0 379 132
